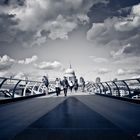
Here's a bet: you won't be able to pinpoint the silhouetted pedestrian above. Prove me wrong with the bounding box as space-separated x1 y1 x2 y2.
42 75 49 94
62 77 69 96
74 78 78 92
80 77 85 92
55 78 61 96
69 80 74 93
42 76 49 87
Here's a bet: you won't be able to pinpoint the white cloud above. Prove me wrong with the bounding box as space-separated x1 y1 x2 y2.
115 4 140 32
9 0 92 31
31 36 47 47
42 15 77 40
5 0 108 46
132 3 140 15
0 55 15 70
110 44 131 59
98 68 110 74
18 55 38 64
117 68 140 76
87 23 106 41
117 68 125 75
76 14 89 25
94 57 108 63
87 3 140 55
34 61 63 71
131 75 140 79
13 72 27 79
90 56 108 63
0 71 8 77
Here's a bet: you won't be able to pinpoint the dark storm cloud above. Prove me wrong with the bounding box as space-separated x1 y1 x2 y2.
0 13 18 43
0 0 112 48
87 3 140 59
0 0 25 6
88 0 140 22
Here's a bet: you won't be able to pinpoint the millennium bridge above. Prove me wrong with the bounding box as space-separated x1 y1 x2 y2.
0 77 140 140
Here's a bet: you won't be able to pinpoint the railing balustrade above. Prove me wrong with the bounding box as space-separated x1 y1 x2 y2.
0 77 56 100
86 78 140 99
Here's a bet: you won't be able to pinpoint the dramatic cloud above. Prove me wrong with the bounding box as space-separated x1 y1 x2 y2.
9 0 90 30
115 3 140 32
34 61 63 71
0 55 15 70
18 55 38 64
0 0 140 81
87 3 140 59
39 15 77 40
8 0 107 30
88 0 140 23
0 0 108 47
0 13 18 43
0 0 25 6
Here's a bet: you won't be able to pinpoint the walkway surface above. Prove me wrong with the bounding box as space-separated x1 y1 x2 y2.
0 92 140 140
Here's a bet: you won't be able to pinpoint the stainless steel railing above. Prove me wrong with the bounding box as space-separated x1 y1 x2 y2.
86 78 140 99
0 77 56 100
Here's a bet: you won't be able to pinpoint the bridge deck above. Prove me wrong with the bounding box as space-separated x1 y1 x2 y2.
0 92 140 140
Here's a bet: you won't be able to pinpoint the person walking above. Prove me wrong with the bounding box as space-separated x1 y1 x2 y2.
69 80 74 93
62 76 69 96
73 78 78 92
42 75 49 94
55 78 61 96
80 77 85 92
42 75 49 88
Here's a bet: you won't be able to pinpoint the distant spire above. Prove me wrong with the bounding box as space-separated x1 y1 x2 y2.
69 61 72 69
70 63 72 69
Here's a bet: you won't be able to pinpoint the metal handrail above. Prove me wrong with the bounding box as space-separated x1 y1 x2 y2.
0 77 52 100
86 78 140 99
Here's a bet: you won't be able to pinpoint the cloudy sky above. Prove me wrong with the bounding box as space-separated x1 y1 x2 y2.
0 0 140 82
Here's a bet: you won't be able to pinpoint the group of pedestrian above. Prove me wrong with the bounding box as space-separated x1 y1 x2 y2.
42 75 85 96
54 76 79 96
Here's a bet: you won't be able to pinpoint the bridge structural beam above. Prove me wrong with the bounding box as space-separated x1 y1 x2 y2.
92 83 99 93
100 83 106 94
112 81 120 97
0 78 7 89
31 82 38 95
105 82 112 95
96 83 102 94
136 79 140 84
122 80 131 98
23 82 31 96
12 80 22 98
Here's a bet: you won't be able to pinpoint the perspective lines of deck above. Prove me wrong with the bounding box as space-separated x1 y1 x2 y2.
0 94 140 140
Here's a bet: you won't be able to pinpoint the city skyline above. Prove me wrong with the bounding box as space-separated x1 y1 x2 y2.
0 0 140 82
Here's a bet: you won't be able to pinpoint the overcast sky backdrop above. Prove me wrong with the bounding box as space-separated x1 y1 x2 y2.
0 0 140 81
